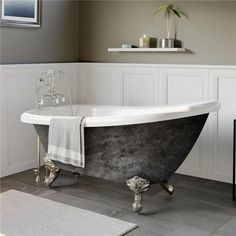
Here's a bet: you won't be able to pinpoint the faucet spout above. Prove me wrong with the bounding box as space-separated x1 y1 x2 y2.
36 69 66 108
35 68 73 116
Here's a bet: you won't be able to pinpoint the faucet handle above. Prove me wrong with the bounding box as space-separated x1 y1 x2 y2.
45 69 55 76
39 98 44 105
62 95 65 103
55 98 60 104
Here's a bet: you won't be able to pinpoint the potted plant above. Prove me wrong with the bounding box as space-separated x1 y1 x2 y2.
153 3 186 48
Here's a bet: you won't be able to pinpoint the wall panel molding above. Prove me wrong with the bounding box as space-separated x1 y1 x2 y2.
0 63 80 177
208 69 236 182
118 67 159 106
1 62 236 183
159 68 209 178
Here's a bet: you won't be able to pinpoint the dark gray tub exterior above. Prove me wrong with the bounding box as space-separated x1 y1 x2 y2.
34 113 208 184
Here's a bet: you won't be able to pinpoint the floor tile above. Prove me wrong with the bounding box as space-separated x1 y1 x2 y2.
45 191 122 217
115 210 210 236
1 169 236 235
168 185 236 214
141 192 234 233
213 215 236 236
0 179 55 197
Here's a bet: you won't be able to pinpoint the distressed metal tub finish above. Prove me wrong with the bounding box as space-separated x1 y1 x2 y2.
35 114 208 183
34 114 208 213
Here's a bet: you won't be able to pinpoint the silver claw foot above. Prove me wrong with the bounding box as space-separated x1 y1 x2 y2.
126 176 150 214
44 156 60 188
161 181 174 195
33 167 41 184
73 173 80 179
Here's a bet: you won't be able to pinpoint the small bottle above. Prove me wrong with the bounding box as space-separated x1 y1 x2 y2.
139 34 150 48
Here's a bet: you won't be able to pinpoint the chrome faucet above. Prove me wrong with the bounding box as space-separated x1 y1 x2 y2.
36 69 65 108
34 68 73 183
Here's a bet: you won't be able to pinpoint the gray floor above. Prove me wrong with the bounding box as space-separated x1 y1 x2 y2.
1 170 236 236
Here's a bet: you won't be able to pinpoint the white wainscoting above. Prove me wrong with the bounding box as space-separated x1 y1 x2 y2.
118 67 159 106
77 64 118 105
0 63 79 177
160 68 209 179
76 63 236 183
1 62 236 183
0 67 37 177
208 69 236 183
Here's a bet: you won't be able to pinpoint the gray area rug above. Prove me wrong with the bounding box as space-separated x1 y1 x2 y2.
0 190 137 236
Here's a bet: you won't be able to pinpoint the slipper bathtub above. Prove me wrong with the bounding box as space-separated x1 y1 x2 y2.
21 101 219 213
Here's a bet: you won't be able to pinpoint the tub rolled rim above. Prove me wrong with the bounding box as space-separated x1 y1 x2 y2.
20 101 220 127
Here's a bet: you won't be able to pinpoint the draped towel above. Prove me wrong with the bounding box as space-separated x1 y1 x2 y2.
48 116 86 168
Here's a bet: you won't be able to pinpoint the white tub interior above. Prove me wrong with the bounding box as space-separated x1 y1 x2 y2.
30 104 193 117
21 102 220 127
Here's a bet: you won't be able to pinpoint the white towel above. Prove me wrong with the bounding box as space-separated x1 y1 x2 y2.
48 116 86 168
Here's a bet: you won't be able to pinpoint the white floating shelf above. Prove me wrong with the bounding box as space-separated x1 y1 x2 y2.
108 48 187 52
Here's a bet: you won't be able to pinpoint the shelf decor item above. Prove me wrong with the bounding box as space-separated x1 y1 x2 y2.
121 44 138 48
139 35 158 48
139 34 150 48
153 3 186 48
0 0 41 28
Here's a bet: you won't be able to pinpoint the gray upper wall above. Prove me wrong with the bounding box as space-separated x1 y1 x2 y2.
0 0 79 64
1 1 236 65
79 1 236 65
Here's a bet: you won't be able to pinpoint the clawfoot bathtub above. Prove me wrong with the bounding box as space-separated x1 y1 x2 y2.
21 102 219 213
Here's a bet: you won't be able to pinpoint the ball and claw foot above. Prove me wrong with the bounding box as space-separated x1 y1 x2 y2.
73 173 80 179
33 168 41 184
44 170 60 188
126 176 150 214
161 181 174 195
44 156 60 188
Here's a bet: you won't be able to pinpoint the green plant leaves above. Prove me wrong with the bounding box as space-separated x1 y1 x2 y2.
153 3 185 19
152 4 169 17
170 9 181 18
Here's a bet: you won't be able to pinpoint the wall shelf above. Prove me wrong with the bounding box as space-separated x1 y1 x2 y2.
108 48 187 52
